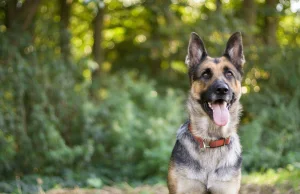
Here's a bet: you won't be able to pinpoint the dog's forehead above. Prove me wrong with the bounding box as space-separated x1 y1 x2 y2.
198 56 233 71
206 56 228 63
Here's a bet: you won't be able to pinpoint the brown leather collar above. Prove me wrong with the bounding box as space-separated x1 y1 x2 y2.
188 124 230 150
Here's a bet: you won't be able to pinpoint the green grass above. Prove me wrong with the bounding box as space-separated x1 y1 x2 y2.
1 165 300 194
242 164 300 191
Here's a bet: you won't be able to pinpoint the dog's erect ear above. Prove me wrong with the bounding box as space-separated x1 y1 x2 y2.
185 32 207 68
224 32 245 72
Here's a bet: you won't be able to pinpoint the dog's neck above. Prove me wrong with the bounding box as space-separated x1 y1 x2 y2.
187 95 241 140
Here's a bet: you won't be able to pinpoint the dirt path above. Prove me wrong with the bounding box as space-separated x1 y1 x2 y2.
46 184 299 194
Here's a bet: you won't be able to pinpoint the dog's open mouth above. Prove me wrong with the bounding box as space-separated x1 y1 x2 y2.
203 100 230 126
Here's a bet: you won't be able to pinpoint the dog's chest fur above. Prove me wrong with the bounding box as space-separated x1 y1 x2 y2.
173 121 241 184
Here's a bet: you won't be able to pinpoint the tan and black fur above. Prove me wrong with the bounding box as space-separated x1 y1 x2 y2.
168 32 245 194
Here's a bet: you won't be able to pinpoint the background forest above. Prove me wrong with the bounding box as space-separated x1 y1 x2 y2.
0 0 300 193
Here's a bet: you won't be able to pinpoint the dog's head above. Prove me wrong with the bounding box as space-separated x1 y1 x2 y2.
186 32 245 127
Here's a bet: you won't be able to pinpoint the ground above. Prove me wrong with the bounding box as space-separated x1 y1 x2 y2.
45 183 299 194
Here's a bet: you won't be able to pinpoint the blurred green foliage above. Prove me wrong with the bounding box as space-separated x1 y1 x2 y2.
82 71 185 181
243 164 300 191
0 0 300 192
241 47 300 171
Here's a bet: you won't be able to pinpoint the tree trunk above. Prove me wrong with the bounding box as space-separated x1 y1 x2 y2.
242 0 256 45
145 2 162 76
3 0 41 153
59 0 72 64
92 6 105 77
264 0 278 46
5 0 17 29
5 0 41 31
216 0 222 13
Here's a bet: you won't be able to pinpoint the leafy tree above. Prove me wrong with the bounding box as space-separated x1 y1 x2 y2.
0 0 299 186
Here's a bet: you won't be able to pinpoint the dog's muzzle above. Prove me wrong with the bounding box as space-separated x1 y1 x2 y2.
200 80 234 126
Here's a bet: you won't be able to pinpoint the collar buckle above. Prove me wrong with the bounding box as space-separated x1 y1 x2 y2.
200 140 210 151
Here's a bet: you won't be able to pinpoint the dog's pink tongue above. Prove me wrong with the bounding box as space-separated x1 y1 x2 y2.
211 102 229 126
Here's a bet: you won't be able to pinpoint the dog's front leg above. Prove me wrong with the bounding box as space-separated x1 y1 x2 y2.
207 174 241 194
168 171 208 194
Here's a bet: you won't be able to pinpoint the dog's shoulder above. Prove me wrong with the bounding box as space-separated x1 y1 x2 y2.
176 120 190 139
171 121 203 170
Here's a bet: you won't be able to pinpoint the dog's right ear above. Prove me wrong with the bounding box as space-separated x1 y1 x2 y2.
185 32 207 68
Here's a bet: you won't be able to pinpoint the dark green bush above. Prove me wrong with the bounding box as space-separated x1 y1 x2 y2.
83 71 185 180
240 47 300 171
0 32 93 177
0 31 186 181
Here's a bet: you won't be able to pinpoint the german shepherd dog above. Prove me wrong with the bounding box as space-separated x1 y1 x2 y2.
168 32 245 194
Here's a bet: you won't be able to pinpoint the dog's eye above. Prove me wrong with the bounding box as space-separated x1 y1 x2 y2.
225 71 234 78
201 71 211 80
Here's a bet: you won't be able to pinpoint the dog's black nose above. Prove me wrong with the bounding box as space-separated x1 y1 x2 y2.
215 83 229 95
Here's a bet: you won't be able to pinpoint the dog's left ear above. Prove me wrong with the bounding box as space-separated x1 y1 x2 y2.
224 32 245 72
